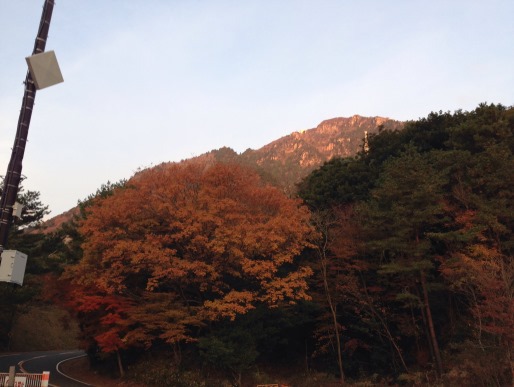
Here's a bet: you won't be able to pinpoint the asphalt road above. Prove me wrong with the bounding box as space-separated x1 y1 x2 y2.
0 350 92 387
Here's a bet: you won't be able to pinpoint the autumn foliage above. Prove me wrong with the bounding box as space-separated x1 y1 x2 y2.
64 162 315 356
35 103 513 385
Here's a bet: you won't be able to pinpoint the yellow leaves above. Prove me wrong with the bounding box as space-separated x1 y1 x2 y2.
203 290 256 321
441 242 514 344
451 244 504 283
260 267 314 306
241 257 277 280
147 258 218 291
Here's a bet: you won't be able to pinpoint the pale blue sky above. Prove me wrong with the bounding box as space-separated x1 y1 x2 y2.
1 0 513 216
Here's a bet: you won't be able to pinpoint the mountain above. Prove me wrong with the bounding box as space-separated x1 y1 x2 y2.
177 115 403 194
42 114 402 229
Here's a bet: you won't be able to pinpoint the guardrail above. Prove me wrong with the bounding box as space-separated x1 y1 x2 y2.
0 371 49 387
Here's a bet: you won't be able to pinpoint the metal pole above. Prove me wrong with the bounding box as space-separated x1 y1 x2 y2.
0 0 55 254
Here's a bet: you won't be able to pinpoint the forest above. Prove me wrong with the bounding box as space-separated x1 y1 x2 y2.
1 103 513 386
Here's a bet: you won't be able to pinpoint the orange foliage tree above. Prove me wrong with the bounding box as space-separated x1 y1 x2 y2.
440 212 514 382
65 162 315 362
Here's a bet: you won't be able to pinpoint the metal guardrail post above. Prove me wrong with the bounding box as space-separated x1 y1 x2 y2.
7 366 15 387
41 371 50 387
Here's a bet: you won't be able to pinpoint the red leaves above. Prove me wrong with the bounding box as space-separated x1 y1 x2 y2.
95 330 124 353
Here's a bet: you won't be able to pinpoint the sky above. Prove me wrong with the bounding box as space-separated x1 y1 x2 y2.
1 0 513 217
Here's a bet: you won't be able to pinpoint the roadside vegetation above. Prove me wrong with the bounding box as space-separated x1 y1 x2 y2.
1 103 513 386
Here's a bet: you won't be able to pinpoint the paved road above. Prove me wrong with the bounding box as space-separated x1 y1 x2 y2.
0 350 92 387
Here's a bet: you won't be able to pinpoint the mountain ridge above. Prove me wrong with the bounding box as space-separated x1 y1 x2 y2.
41 114 403 231
178 114 403 193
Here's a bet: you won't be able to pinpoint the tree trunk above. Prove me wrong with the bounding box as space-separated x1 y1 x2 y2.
508 345 514 387
305 340 310 372
420 270 443 377
314 211 345 384
361 276 408 372
116 349 125 378
416 285 436 366
321 256 345 385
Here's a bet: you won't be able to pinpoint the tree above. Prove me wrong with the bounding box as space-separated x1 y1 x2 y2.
309 208 354 384
436 137 514 384
359 148 448 377
199 324 259 386
295 103 513 382
0 176 50 243
0 178 50 349
297 157 377 209
64 162 315 375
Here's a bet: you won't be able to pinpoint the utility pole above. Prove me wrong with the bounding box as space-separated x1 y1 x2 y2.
0 0 57 256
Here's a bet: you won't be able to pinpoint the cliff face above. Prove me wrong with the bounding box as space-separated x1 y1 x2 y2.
161 115 403 194
236 115 403 193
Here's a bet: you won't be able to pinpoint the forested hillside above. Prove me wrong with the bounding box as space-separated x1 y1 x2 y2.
1 103 513 386
297 103 514 385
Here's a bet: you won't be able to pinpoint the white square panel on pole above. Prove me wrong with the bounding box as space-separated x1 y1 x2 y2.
0 250 28 285
25 50 64 90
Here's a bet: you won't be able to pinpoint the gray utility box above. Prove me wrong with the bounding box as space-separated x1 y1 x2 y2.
0 250 28 285
26 50 64 90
